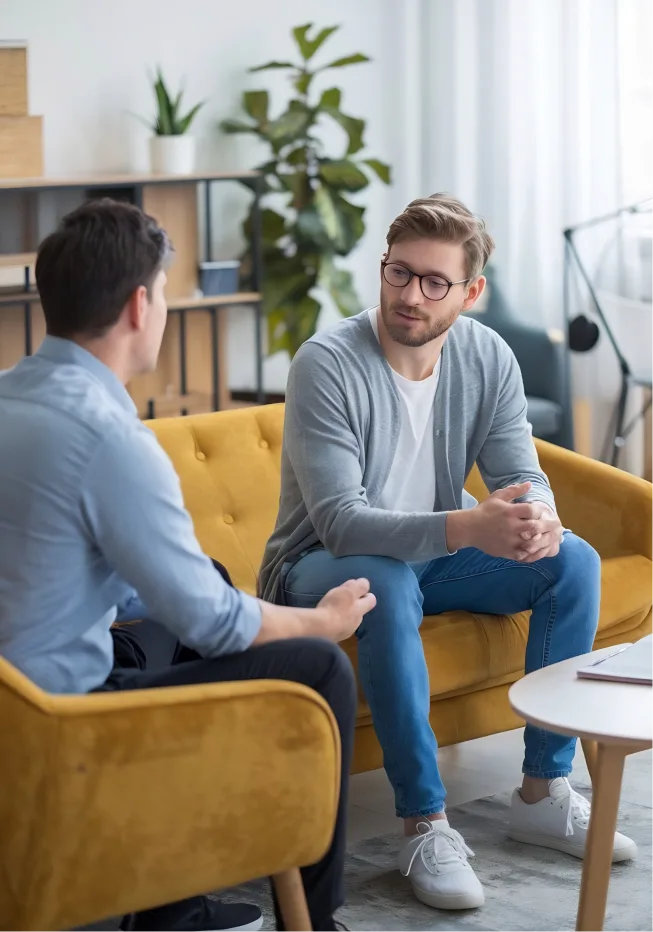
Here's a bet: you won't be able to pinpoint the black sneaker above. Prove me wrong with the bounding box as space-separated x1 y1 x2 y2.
119 896 263 931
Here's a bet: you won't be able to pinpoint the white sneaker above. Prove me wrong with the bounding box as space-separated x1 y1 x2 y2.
508 777 637 861
398 819 485 910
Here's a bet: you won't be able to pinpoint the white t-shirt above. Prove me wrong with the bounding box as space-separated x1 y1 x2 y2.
368 307 440 513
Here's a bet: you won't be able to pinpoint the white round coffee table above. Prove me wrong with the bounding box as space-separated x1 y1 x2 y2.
509 645 652 932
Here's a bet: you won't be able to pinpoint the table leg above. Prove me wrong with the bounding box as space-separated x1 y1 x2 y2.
272 868 312 931
581 738 598 784
576 743 626 931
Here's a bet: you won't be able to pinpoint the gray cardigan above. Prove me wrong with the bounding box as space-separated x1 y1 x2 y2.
258 310 554 602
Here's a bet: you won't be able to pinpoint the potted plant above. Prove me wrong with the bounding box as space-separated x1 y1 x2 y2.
145 68 204 175
222 23 391 359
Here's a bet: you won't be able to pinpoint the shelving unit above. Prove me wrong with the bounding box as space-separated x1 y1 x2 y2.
0 170 265 416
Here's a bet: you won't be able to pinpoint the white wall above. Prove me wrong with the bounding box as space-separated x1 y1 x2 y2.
0 0 418 392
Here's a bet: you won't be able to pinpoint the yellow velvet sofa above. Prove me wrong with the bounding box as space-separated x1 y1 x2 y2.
149 403 652 774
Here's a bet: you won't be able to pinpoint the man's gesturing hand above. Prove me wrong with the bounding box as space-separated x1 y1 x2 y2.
316 578 377 641
446 481 563 562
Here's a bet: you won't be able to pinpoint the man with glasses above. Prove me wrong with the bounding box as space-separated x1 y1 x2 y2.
259 193 635 911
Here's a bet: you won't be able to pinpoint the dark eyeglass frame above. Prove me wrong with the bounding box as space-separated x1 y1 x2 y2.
381 261 471 301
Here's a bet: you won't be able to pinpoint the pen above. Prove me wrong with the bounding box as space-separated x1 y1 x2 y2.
586 645 632 667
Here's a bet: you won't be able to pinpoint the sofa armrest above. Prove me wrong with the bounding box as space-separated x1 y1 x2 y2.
535 439 652 560
3 673 340 931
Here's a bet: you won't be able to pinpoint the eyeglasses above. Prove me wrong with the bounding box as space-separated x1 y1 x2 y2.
382 261 471 302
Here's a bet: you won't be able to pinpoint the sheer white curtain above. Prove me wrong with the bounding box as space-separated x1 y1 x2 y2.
416 0 621 327
414 0 653 468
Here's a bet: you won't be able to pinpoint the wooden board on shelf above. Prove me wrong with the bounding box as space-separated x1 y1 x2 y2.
0 115 42 179
143 183 198 299
0 251 35 268
167 292 260 310
0 301 45 369
0 46 28 117
126 183 200 414
0 170 258 190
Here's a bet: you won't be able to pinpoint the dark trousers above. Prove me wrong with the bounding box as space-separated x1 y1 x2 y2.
97 562 355 932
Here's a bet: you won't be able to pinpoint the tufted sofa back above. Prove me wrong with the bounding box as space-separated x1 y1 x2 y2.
148 403 491 597
148 404 285 596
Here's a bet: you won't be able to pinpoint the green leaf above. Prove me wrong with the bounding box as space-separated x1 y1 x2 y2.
321 52 370 69
276 294 322 357
221 118 257 134
332 193 365 255
294 24 339 61
362 158 392 184
285 146 308 166
171 89 183 120
266 103 313 144
294 71 313 95
243 90 269 125
267 307 294 356
177 101 204 134
249 60 296 72
296 202 333 248
322 108 365 154
278 170 311 208
319 159 369 192
263 271 311 317
154 74 173 135
313 185 343 247
292 24 314 59
304 26 340 59
319 256 361 317
260 208 287 243
318 87 341 110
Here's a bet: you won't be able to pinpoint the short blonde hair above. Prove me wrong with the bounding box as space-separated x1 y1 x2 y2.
386 193 495 280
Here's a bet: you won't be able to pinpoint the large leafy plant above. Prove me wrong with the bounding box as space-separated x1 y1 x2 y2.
222 24 391 358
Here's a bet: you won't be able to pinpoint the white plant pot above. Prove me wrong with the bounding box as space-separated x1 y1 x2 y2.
150 135 196 175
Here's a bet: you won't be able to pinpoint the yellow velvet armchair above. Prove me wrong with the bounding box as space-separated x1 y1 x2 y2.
1 403 650 931
0 659 340 931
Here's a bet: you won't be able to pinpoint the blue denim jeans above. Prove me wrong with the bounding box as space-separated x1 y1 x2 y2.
283 533 601 818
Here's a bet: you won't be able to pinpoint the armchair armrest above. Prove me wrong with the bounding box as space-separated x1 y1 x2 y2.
0 667 340 931
535 439 652 560
492 318 567 405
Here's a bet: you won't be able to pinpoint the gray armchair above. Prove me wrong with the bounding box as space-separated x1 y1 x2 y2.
466 269 574 449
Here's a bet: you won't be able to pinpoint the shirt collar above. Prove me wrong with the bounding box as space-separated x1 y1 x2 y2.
36 336 138 415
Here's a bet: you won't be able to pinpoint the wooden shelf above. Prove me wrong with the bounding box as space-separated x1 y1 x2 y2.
0 289 261 309
0 170 259 191
0 252 35 268
167 292 261 310
0 289 38 306
142 391 258 419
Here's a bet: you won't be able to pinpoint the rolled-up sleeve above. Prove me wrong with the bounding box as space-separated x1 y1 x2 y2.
80 422 261 656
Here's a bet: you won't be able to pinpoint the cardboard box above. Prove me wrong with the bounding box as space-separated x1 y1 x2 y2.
0 115 43 177
0 44 28 116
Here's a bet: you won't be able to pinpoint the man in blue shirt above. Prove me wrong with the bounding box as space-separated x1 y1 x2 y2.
0 199 375 932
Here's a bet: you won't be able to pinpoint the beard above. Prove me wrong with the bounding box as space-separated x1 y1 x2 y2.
380 296 462 347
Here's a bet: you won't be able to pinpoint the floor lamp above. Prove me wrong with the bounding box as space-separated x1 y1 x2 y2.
563 200 652 467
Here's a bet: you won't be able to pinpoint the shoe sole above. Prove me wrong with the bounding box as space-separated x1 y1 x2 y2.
411 884 485 911
216 918 264 932
508 830 637 862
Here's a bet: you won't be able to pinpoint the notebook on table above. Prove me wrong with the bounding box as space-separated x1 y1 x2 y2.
577 635 652 685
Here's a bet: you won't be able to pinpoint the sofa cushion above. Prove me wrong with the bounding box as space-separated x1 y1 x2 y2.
343 551 652 719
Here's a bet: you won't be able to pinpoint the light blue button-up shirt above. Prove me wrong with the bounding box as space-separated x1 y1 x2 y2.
0 337 261 694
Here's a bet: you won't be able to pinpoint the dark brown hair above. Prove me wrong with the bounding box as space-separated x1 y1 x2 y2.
36 198 172 339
